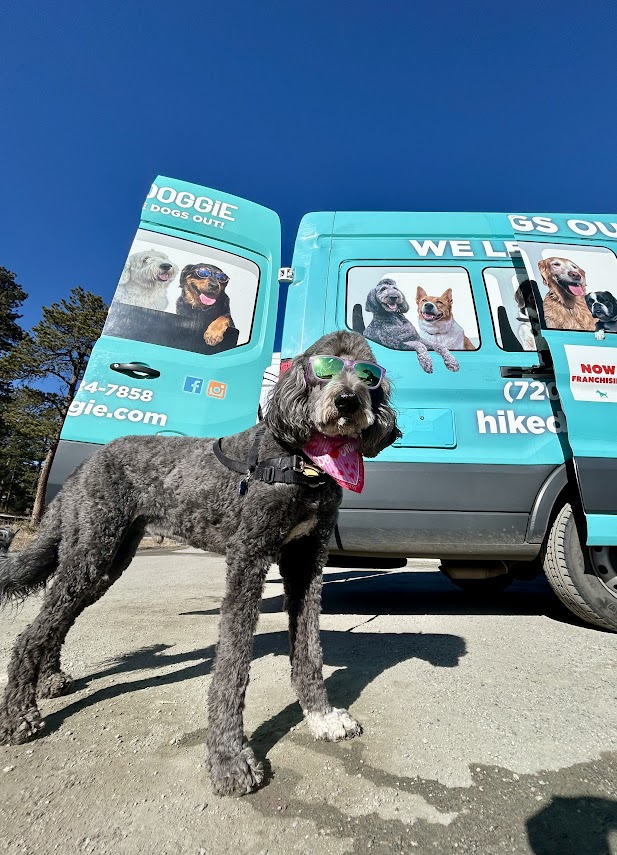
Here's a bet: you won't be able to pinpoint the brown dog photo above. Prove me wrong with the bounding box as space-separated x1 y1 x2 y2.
416 287 476 350
538 256 595 331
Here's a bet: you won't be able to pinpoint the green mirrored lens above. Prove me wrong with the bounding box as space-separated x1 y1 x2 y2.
354 362 381 386
312 356 344 379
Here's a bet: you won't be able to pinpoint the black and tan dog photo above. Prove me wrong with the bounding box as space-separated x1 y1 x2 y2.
176 263 239 352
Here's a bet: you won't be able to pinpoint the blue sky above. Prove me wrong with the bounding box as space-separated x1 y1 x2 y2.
3 0 617 332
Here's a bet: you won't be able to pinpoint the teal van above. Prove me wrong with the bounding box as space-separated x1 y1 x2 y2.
51 177 617 631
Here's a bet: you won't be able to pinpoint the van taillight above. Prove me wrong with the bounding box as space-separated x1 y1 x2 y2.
279 358 293 376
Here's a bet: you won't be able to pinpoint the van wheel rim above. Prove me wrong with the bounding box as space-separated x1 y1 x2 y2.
589 546 617 596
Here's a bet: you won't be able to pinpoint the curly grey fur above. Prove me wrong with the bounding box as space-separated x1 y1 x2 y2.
0 330 398 796
363 278 460 373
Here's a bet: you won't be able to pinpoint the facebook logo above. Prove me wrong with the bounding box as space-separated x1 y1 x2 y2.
183 376 203 394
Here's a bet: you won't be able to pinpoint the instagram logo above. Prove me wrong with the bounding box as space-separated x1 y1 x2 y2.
207 380 227 399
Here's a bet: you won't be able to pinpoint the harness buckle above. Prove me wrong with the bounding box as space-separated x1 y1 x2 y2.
261 466 276 484
291 456 305 473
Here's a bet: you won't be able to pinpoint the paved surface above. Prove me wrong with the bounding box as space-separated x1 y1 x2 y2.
2 549 617 854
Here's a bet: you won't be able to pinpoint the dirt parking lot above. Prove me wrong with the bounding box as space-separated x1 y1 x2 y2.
2 548 617 855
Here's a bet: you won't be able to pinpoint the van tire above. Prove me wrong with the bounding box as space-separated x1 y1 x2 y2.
544 503 617 632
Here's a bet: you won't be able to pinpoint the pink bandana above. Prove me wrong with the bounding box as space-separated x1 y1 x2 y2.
303 434 364 493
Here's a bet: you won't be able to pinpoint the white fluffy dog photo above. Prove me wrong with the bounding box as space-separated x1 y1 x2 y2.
116 249 179 311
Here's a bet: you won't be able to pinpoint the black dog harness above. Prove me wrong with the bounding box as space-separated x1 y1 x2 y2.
213 425 329 495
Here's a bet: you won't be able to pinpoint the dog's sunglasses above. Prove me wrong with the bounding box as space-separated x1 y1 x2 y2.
194 267 229 284
307 355 386 389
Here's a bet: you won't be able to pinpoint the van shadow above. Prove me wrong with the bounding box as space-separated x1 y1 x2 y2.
181 567 580 625
43 627 466 757
278 567 588 626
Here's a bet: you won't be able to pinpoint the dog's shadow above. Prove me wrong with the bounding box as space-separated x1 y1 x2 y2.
43 566 573 749
42 624 465 760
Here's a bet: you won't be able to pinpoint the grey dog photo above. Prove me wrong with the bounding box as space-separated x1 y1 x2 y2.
116 248 180 311
362 278 460 373
0 330 399 796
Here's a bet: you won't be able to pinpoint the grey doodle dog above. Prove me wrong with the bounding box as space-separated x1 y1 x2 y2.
0 331 399 796
363 278 459 372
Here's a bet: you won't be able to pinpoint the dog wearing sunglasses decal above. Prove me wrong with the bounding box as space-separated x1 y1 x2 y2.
176 263 238 350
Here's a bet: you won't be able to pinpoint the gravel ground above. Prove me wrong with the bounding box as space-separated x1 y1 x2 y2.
2 549 617 855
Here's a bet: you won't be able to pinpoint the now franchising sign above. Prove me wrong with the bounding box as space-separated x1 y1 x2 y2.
565 344 617 402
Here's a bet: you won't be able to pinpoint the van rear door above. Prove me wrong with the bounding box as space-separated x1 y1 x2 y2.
513 219 617 545
49 177 280 500
62 176 280 443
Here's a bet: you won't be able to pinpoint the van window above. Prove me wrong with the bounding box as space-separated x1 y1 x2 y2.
484 267 537 352
346 266 480 351
103 229 261 355
517 241 617 335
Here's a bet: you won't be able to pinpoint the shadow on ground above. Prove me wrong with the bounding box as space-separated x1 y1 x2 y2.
527 796 617 855
180 567 591 628
43 626 465 757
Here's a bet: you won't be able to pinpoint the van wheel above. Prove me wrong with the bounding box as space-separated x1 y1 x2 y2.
544 503 617 632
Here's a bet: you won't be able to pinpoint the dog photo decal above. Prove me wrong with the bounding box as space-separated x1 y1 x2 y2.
484 268 538 352
347 267 479 373
104 230 260 355
518 242 617 339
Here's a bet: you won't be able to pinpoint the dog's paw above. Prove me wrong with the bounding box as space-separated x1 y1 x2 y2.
0 706 44 745
418 356 434 374
305 708 363 742
595 329 606 340
444 356 460 372
208 744 264 796
37 670 74 699
204 330 224 346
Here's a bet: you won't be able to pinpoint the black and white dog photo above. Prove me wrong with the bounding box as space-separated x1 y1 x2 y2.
585 291 617 340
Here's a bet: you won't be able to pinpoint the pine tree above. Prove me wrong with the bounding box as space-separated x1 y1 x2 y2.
0 287 108 523
0 268 28 511
0 267 27 407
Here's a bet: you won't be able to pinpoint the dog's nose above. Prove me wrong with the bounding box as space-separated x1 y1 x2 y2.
334 392 360 414
159 263 172 271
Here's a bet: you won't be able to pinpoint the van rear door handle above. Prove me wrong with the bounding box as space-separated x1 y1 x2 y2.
110 362 161 379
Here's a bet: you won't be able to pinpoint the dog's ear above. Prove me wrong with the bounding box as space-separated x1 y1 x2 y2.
119 259 132 286
416 286 427 303
537 259 550 284
179 265 193 287
441 288 453 304
264 355 313 448
359 379 401 458
398 291 410 314
365 288 380 314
